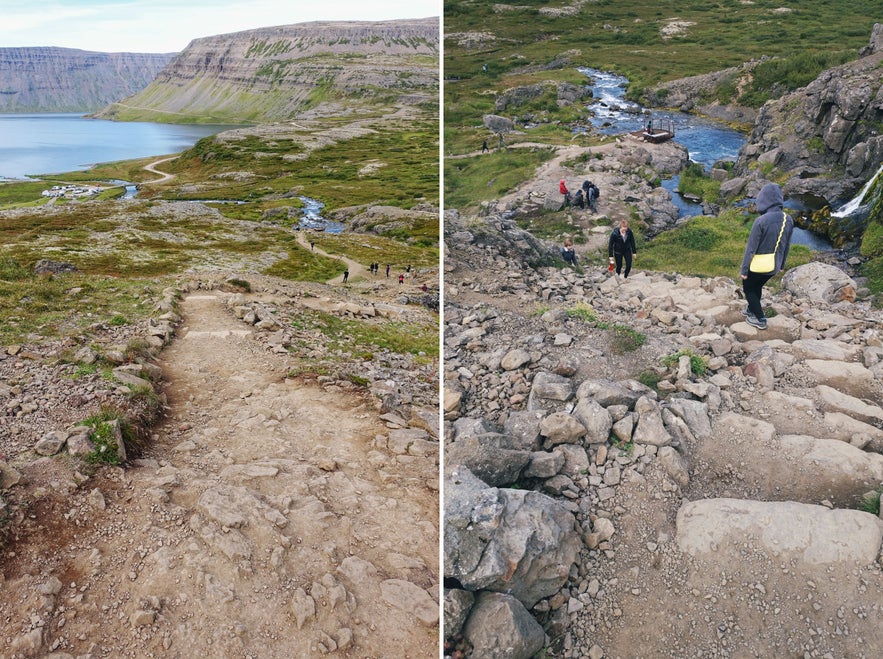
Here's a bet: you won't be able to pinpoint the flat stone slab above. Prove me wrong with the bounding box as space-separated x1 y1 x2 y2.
184 330 252 339
676 498 883 564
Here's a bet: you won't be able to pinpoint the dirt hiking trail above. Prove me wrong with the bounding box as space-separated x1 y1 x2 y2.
1 290 438 658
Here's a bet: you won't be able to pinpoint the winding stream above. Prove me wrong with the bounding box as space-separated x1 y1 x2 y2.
579 68 833 250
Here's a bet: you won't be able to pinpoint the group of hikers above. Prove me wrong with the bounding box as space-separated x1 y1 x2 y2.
560 178 600 212
559 182 793 332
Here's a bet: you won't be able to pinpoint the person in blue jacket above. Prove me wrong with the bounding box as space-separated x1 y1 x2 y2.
740 182 794 330
608 219 636 277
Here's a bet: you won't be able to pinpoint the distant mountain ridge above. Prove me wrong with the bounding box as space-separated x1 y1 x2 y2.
0 47 174 113
93 18 439 124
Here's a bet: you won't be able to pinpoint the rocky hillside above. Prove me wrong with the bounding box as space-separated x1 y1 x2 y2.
443 213 883 658
94 18 439 124
733 24 883 205
0 47 174 113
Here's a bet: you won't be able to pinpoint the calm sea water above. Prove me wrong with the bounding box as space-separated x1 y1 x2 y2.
0 113 239 180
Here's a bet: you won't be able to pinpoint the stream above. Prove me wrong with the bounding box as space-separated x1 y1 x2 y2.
117 181 343 234
578 68 833 250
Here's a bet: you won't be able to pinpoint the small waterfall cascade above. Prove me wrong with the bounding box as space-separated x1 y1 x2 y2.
832 162 883 217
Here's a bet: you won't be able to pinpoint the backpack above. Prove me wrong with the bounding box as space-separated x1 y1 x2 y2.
591 184 600 199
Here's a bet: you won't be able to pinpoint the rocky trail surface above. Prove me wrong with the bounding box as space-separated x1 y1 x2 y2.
0 275 439 658
443 215 883 658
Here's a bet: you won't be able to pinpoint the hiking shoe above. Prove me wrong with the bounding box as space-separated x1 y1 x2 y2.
745 314 767 330
741 306 751 317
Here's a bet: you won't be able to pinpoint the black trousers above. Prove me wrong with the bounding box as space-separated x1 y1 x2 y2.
614 252 632 277
742 271 775 319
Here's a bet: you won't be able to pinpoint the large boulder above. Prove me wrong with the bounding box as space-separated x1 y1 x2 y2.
782 262 857 304
444 466 580 608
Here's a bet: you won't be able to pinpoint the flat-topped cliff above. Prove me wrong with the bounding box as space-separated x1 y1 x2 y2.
0 48 174 113
94 18 439 124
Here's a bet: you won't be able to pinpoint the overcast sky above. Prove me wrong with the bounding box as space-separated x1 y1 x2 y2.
0 0 440 53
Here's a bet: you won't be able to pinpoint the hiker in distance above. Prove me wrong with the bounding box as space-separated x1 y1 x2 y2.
608 219 637 278
740 182 794 330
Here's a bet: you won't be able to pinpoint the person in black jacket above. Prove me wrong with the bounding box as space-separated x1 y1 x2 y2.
739 182 794 330
608 219 636 277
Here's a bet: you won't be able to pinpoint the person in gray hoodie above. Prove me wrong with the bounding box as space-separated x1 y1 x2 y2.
739 182 794 329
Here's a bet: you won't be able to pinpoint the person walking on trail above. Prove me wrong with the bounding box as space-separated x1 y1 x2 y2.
560 237 578 267
310 240 315 251
740 182 794 330
343 269 349 284
398 273 404 285
608 219 637 278
481 139 489 153
385 264 390 278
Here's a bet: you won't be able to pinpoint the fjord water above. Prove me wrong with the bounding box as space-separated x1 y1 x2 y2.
0 113 238 180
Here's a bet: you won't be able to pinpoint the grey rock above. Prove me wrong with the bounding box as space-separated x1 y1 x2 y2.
380 579 438 626
444 466 580 607
462 591 545 659
572 398 613 444
446 433 531 487
528 372 573 408
632 396 673 446
539 411 586 446
782 263 858 304
524 450 566 478
444 588 475 638
35 430 68 456
502 410 546 452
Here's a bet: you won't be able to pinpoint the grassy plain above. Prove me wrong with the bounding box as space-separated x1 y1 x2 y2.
0 108 440 344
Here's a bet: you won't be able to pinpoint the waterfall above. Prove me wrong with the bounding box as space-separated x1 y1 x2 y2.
832 162 883 217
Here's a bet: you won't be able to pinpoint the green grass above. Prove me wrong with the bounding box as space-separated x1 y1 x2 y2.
310 233 439 270
444 147 556 211
292 308 439 361
662 349 709 376
610 324 646 354
679 162 722 204
81 409 133 465
566 303 599 323
168 120 439 212
0 269 165 344
637 211 813 277
264 245 345 282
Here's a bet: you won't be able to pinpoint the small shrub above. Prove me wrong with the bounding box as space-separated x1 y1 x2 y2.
610 324 646 354
662 349 708 376
858 488 883 515
81 409 133 465
109 314 128 326
226 278 252 292
567 303 598 323
638 370 663 390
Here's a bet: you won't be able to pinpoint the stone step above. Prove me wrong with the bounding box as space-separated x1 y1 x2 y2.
699 413 883 504
676 498 883 565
